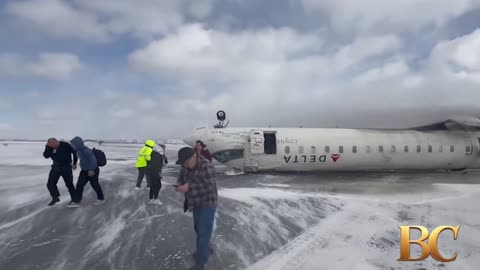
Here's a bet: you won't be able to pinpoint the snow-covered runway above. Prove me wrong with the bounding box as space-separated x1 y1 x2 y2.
1 142 479 270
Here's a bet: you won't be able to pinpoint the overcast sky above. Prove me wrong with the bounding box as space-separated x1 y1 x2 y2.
1 0 480 140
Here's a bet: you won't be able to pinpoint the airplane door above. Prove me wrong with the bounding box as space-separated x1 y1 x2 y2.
466 140 474 155
250 130 265 154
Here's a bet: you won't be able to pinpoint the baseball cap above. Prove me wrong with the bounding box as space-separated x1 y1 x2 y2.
176 147 196 165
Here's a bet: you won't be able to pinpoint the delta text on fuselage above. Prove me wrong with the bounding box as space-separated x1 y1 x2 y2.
183 111 480 174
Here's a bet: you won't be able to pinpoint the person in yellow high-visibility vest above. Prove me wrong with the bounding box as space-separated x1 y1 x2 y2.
135 140 155 189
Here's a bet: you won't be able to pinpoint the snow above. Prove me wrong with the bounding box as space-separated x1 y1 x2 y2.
246 184 480 270
1 142 480 270
0 208 46 231
0 142 52 166
0 141 185 167
225 169 245 176
219 187 317 205
89 210 129 254
257 183 291 188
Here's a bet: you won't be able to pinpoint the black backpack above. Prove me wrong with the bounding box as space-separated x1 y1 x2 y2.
92 148 107 167
148 150 164 170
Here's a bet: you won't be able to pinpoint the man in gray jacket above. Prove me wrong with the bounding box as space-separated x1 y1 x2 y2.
69 136 105 207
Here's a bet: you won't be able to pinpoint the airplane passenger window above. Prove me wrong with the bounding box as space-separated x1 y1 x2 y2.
325 146 330 153
391 145 396 152
439 145 443 152
417 145 421 152
339 146 344 153
352 146 357 153
366 145 371 153
311 146 316 154
428 145 432 152
285 146 290 154
450 145 454 152
404 146 408 152
299 146 304 154
379 145 383 152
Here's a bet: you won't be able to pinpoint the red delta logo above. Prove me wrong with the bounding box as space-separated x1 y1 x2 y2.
331 154 341 162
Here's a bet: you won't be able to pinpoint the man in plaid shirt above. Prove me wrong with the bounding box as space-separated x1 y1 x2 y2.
175 147 217 270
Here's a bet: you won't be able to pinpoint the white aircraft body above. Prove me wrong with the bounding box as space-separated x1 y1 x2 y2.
183 112 480 173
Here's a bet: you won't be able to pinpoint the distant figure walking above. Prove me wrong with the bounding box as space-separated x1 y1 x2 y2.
69 136 105 207
43 138 78 206
147 144 167 205
135 140 155 189
195 140 213 162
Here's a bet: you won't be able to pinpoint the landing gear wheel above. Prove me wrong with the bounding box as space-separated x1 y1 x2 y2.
217 110 226 121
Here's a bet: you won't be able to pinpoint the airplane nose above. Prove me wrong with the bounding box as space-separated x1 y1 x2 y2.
182 137 194 147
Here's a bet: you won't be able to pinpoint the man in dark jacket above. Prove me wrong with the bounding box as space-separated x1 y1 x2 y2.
69 136 105 207
43 138 78 206
175 147 217 270
147 145 165 205
195 140 213 162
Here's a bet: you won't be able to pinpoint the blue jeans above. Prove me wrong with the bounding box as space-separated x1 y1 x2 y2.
193 207 216 266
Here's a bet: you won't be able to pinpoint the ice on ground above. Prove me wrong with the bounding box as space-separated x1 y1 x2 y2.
257 183 291 188
1 142 480 270
246 185 480 270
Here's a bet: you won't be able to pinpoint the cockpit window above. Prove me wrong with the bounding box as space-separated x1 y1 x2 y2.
212 149 244 163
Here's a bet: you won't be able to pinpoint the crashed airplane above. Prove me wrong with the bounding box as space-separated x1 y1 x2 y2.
183 111 480 174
